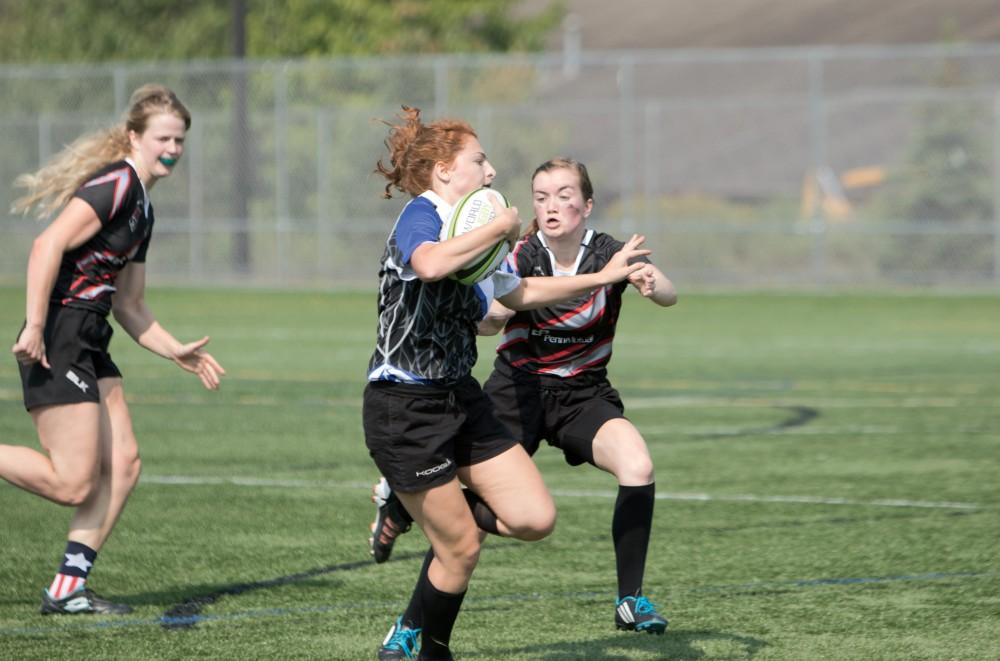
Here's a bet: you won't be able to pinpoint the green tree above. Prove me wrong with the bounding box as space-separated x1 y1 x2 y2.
869 57 994 280
0 0 563 63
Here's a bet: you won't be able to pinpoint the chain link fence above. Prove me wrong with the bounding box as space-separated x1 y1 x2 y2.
3 43 1000 289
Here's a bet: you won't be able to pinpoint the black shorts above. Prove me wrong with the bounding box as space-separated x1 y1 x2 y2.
482 360 625 466
17 305 121 411
363 376 518 493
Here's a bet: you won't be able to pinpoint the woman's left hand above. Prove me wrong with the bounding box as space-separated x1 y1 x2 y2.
599 234 650 284
172 336 226 390
628 263 657 297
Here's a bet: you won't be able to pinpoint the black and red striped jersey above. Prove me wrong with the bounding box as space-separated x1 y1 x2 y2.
496 229 634 380
52 159 153 316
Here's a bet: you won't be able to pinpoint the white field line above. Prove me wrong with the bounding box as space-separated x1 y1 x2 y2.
139 474 986 510
640 424 995 435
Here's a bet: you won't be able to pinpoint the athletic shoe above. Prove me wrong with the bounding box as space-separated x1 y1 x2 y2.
615 594 668 634
40 586 133 615
370 477 412 563
378 616 420 660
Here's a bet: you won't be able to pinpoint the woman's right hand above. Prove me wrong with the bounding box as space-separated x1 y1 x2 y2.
489 194 521 246
12 324 49 369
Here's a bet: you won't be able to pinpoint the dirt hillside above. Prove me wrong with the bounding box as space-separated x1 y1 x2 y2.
541 0 1000 50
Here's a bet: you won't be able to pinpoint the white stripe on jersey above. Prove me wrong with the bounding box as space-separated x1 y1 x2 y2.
534 338 613 378
82 167 131 218
538 287 608 331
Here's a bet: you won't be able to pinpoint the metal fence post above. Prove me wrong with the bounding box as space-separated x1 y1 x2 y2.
275 64 290 283
643 100 661 229
434 57 450 117
317 108 331 278
618 55 636 233
807 52 828 283
188 119 203 280
112 67 126 114
994 92 1000 282
37 114 51 165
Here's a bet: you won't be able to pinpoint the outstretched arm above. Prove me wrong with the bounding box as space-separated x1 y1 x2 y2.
497 234 650 311
478 300 515 336
627 262 678 307
112 262 225 390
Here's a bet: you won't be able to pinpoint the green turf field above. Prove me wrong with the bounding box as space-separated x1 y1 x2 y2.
0 287 998 660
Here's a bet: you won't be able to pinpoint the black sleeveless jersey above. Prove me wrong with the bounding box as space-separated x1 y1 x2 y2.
496 229 632 380
53 160 153 316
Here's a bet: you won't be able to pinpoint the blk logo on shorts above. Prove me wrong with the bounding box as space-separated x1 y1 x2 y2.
65 370 90 393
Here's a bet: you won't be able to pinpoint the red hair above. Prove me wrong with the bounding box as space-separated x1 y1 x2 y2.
375 106 477 199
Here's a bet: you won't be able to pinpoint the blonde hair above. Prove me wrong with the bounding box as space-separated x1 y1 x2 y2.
12 84 191 219
375 106 477 199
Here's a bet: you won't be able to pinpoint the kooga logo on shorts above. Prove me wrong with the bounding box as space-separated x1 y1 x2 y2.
415 458 453 478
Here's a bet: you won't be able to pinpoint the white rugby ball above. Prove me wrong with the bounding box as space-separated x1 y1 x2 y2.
440 187 511 285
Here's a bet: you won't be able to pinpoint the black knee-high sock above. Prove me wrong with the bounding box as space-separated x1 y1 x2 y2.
462 489 500 535
612 483 655 599
400 547 435 629
419 574 466 660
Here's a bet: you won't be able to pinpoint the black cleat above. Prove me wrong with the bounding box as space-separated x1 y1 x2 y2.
615 594 668 634
378 616 421 660
40 587 133 615
369 477 413 563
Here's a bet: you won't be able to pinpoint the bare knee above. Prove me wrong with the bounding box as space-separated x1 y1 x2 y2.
104 437 142 490
507 506 556 541
115 450 142 490
616 454 654 485
439 533 481 577
53 473 99 507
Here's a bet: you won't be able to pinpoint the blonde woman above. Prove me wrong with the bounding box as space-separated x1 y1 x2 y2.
3 84 225 615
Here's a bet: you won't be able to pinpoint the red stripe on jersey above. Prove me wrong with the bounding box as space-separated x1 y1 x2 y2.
535 338 614 377
82 167 132 219
537 289 608 330
518 336 613 369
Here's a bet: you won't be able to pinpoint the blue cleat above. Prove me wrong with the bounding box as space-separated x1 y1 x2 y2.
615 594 668 634
378 616 421 660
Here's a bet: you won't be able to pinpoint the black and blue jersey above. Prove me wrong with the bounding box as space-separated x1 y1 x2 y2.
367 191 519 386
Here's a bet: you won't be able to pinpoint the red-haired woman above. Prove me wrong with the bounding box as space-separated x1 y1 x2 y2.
366 108 648 660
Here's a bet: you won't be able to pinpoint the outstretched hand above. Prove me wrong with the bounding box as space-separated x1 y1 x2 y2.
599 234 651 284
172 336 226 390
628 263 657 297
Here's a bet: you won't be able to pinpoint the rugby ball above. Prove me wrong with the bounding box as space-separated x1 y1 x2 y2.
440 187 511 285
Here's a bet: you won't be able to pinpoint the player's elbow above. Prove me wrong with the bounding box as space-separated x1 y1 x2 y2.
409 251 450 282
413 266 449 282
